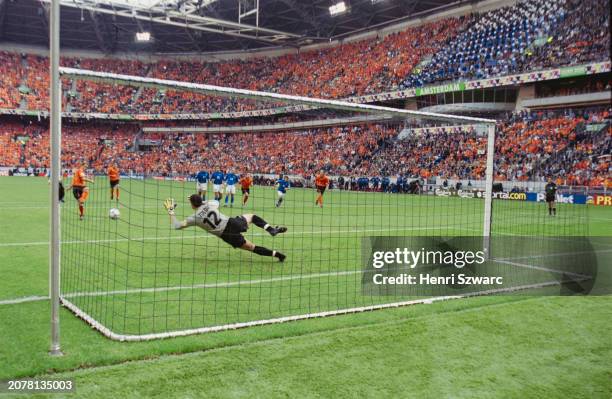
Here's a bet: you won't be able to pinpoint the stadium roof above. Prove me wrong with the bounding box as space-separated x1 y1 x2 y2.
0 0 474 54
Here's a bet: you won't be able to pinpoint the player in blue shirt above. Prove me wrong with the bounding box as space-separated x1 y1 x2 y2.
211 170 225 201
381 176 390 193
195 170 209 200
275 175 290 207
223 171 239 207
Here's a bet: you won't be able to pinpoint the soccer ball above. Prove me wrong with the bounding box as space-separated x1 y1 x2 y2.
109 208 120 220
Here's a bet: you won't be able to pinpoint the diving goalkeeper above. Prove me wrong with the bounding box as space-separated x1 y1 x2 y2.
164 194 287 262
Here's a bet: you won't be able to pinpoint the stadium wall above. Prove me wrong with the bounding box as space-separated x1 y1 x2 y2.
516 85 536 111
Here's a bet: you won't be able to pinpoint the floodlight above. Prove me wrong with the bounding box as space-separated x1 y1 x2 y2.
329 1 347 16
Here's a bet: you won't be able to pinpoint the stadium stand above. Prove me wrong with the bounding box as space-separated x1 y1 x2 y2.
0 0 608 114
524 0 611 71
0 52 23 110
403 0 567 87
1 107 609 187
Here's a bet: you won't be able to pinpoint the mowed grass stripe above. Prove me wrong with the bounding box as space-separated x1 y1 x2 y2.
0 225 481 247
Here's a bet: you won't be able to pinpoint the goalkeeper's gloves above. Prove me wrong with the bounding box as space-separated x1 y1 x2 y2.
163 198 177 215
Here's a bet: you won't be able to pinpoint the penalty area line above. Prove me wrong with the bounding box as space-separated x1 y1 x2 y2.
0 295 49 305
0 270 362 306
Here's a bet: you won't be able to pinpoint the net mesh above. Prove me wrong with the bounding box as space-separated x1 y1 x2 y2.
58 70 590 340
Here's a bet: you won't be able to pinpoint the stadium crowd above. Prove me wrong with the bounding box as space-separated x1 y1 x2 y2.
1 107 609 188
0 0 608 115
403 0 610 87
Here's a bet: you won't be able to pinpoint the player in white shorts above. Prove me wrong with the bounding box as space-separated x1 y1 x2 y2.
211 170 225 201
223 171 239 207
195 170 210 200
275 175 290 207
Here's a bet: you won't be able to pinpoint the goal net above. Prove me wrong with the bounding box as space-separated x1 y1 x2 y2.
56 68 594 341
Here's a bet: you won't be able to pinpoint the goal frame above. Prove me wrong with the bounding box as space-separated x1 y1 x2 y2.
48 2 497 346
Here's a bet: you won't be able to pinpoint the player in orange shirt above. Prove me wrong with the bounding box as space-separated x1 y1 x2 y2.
67 165 94 220
239 174 253 206
314 171 330 208
107 163 120 201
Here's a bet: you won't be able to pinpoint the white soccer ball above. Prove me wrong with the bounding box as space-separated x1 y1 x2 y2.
109 208 121 220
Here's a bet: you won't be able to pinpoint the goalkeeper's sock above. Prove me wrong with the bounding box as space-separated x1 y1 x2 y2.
253 247 286 262
253 246 273 257
252 215 270 230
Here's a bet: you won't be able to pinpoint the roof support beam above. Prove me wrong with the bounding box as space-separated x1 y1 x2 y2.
89 11 114 53
394 0 420 16
39 2 51 42
183 27 204 52
40 0 302 45
200 4 248 50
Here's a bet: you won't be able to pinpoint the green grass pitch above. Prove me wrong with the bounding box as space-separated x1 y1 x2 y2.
0 176 610 398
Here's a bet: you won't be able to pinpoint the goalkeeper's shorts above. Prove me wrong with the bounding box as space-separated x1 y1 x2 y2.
220 216 248 248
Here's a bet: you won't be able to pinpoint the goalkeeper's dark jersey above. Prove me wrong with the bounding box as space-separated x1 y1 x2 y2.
545 182 557 201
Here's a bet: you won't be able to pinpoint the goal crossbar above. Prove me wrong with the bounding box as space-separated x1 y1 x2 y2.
59 67 496 126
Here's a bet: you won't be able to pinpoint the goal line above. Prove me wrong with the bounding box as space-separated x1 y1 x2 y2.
60 277 586 342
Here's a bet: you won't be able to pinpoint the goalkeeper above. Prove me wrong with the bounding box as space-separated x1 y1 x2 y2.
164 194 287 262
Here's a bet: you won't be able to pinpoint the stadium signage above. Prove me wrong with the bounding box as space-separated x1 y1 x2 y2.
593 194 612 206
586 123 607 132
435 189 484 198
458 189 484 199
434 189 453 197
492 192 526 200
559 66 587 78
123 174 145 180
415 82 466 96
526 192 588 204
